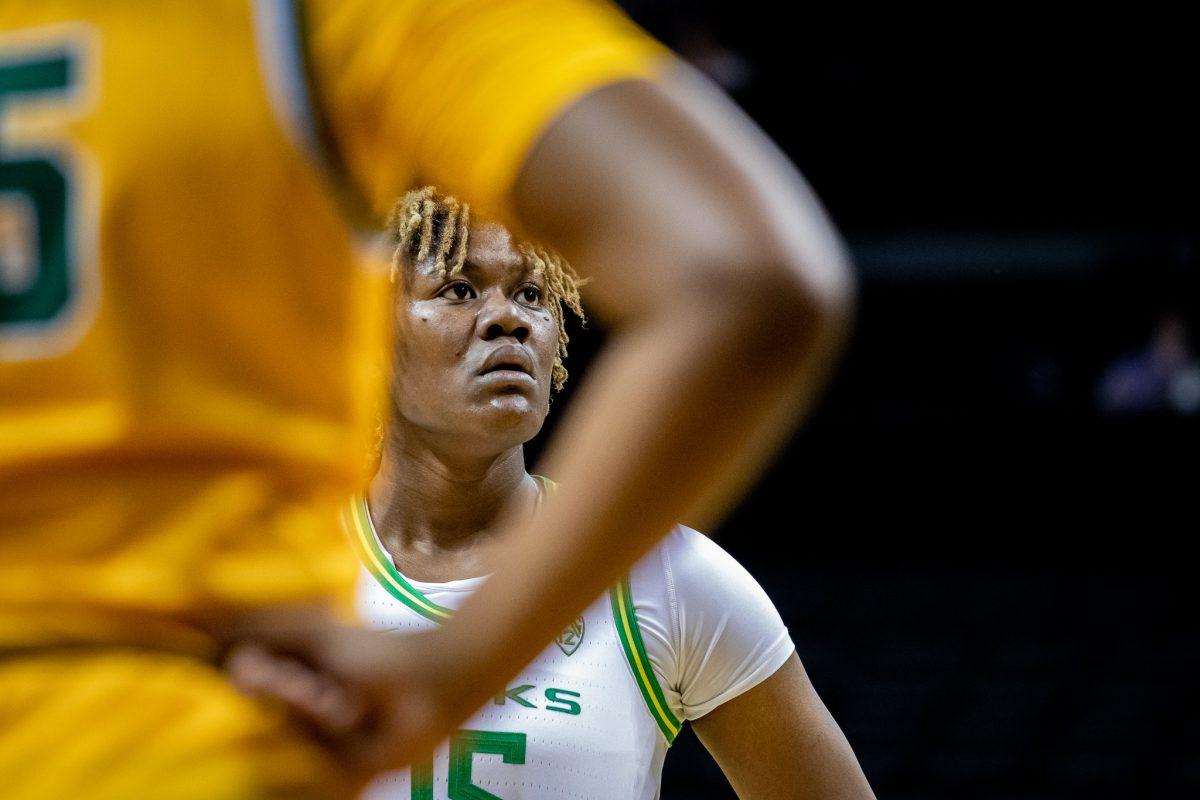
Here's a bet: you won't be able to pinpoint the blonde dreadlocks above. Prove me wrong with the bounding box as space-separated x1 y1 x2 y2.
387 186 586 391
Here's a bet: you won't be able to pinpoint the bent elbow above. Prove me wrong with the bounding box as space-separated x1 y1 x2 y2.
739 250 856 362
792 252 856 341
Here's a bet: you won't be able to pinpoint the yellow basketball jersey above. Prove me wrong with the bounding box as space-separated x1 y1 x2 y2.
0 0 663 652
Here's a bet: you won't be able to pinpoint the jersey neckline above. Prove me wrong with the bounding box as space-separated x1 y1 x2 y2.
345 477 682 747
343 475 554 624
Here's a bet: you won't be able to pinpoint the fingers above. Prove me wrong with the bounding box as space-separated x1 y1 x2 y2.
226 642 364 735
223 625 459 776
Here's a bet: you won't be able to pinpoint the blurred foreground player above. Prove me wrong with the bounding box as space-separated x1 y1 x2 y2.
331 187 873 799
0 2 852 797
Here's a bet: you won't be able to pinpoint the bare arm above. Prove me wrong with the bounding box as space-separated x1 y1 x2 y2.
228 63 854 774
430 61 853 724
692 654 876 800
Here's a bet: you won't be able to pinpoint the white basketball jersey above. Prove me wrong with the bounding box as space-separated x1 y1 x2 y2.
344 488 794 800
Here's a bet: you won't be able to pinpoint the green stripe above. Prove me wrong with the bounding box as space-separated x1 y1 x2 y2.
343 496 454 624
610 576 681 744
532 474 557 502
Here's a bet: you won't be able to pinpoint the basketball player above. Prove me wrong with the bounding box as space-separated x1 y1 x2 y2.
331 187 873 799
0 2 851 796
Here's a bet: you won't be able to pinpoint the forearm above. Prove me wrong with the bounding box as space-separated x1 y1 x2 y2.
421 67 853 722
430 273 847 714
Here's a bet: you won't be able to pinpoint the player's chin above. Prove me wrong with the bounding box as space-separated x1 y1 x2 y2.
475 394 547 436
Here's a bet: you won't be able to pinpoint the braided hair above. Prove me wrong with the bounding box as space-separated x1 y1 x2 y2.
387 186 585 390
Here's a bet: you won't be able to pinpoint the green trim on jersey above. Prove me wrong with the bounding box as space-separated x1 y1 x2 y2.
343 477 551 625
610 575 681 745
347 477 685 744
342 495 454 623
532 474 556 504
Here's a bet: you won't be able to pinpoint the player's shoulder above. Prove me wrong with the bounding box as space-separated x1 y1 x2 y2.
652 523 743 575
661 523 729 562
629 524 793 721
632 524 763 604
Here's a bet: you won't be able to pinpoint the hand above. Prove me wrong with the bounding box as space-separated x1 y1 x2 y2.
222 607 469 779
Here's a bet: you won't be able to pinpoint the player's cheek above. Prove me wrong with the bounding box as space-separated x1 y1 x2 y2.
535 317 557 365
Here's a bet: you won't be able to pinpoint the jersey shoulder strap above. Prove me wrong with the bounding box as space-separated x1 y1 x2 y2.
610 573 682 745
341 494 454 623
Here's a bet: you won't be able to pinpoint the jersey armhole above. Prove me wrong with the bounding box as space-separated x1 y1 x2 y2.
251 0 372 226
610 574 682 746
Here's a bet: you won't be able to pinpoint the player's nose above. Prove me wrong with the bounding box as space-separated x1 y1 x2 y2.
476 291 530 343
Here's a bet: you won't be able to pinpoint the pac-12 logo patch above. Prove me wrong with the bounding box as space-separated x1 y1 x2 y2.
556 615 585 656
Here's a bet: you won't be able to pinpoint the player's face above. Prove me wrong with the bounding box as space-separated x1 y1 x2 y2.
391 222 558 451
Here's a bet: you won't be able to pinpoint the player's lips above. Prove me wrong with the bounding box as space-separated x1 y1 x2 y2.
478 345 535 380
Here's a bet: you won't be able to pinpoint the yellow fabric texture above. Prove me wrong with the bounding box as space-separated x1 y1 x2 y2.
0 649 354 800
0 4 385 649
0 1 662 793
305 0 667 226
0 0 662 651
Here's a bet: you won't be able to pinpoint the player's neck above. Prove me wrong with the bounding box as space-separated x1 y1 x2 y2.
368 433 538 581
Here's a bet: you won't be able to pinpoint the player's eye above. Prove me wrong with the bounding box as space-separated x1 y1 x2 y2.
518 285 542 305
439 282 476 300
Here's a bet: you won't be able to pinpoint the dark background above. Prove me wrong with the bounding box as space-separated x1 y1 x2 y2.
531 6 1199 799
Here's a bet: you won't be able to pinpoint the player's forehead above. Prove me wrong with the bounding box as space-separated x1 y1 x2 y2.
466 222 523 271
408 221 529 282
